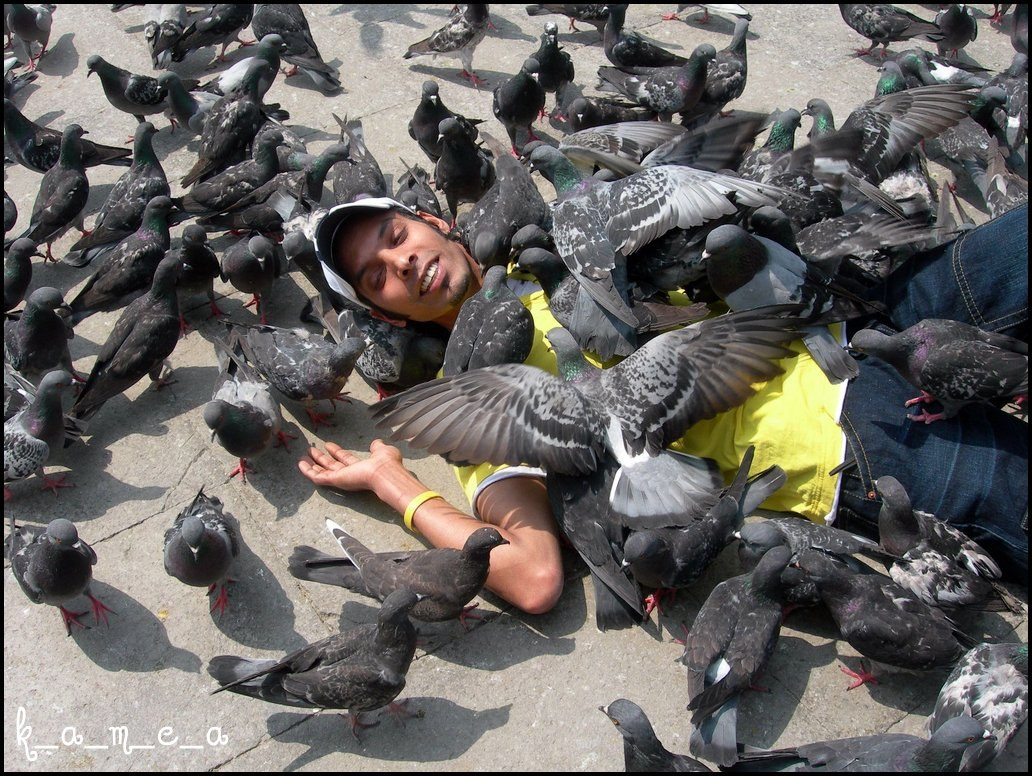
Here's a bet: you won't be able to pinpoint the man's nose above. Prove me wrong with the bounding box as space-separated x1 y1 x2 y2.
388 249 417 276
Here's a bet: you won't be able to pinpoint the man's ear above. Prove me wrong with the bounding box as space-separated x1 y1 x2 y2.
369 308 408 328
417 210 451 233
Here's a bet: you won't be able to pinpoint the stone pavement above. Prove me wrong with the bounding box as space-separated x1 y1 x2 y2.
4 4 1027 771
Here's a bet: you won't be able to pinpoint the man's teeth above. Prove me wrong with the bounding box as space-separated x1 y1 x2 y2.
420 262 438 293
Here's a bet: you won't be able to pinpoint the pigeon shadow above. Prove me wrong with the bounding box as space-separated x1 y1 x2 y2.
69 579 204 673
33 33 79 79
207 521 306 650
263 698 512 768
403 63 510 91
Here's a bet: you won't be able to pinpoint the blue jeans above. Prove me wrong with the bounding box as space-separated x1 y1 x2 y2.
836 204 1029 582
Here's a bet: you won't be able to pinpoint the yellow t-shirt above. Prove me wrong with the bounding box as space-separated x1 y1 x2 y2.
453 286 848 523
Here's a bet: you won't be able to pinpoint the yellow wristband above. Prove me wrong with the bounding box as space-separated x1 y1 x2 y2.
403 490 443 533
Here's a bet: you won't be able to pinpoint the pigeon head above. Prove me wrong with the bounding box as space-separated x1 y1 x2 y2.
462 526 509 558
47 517 80 546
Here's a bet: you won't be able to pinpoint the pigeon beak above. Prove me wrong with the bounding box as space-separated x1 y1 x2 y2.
209 427 217 442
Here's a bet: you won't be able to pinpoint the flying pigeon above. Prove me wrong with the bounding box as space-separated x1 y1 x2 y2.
873 474 1024 616
64 195 175 327
69 251 183 425
441 264 535 376
434 115 497 225
600 698 713 772
408 79 484 165
701 223 882 383
289 520 509 627
792 547 973 690
62 121 170 268
169 2 254 66
459 129 549 271
731 714 994 771
524 4 609 37
4 237 39 313
6 123 89 262
250 3 342 93
838 3 945 59
680 544 794 767
204 329 288 483
370 308 801 523
207 587 422 739
848 319 1028 423
492 57 546 156
163 487 240 615
603 3 688 69
219 233 284 325
403 3 492 87
224 319 366 427
6 2 55 71
3 98 132 173
4 286 76 382
926 641 1028 772
935 4 978 59
6 517 114 633
4 368 75 499
596 42 717 122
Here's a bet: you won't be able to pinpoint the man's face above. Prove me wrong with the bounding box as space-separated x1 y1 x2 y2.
336 210 480 325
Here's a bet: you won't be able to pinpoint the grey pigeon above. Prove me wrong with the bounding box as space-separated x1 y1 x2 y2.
4 237 38 312
85 54 184 129
170 3 254 65
370 309 801 522
1013 3 1028 56
985 52 1027 152
6 517 114 633
403 3 492 87
679 16 750 130
207 587 422 738
69 251 182 425
250 3 342 93
848 318 1028 422
793 547 973 690
4 286 76 381
6 2 54 71
460 129 549 271
226 319 366 427
732 714 993 771
839 3 944 59
565 95 651 132
330 115 388 205
983 136 1028 220
660 5 752 25
603 3 688 69
63 121 170 268
525 4 609 37
4 52 38 98
173 224 225 331
64 195 174 327
220 234 284 325
408 79 484 165
600 698 713 772
156 70 221 138
701 223 883 383
927 641 1028 772
3 98 132 173
3 189 17 236
873 474 1023 616
289 520 509 627
621 446 787 615
597 43 717 122
434 116 496 225
532 21 575 121
164 487 240 615
395 159 444 218
527 142 784 331
204 330 287 483
175 128 284 217
442 264 535 376
4 368 75 499
680 544 794 767
193 32 282 103
935 4 978 59
143 3 186 70
6 123 89 262
492 57 546 156
180 59 271 188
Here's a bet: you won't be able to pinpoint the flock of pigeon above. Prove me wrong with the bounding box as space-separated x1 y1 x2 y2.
3 3 1029 772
